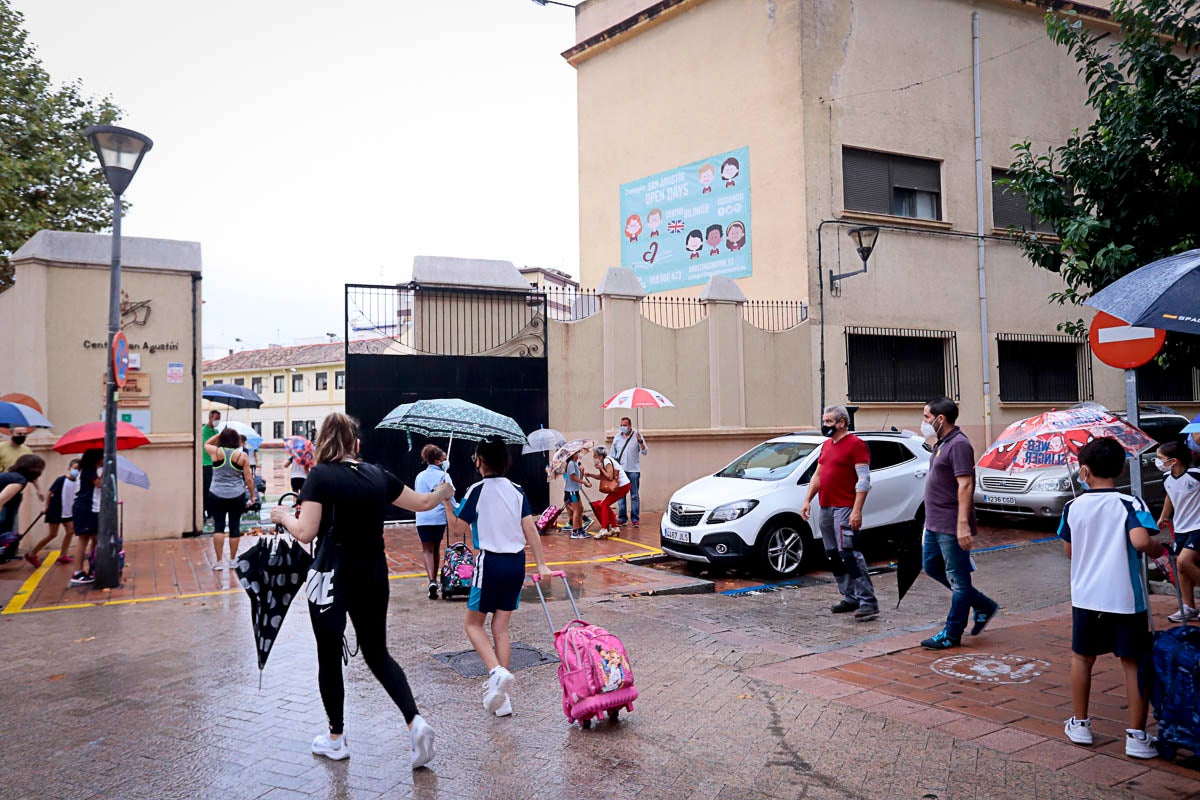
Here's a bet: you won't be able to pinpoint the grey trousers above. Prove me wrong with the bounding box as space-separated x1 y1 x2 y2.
818 506 877 609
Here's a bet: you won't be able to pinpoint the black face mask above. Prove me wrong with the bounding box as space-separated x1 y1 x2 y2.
10 436 25 446
820 425 837 438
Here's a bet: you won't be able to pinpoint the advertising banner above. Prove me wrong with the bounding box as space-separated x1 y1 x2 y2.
619 146 751 293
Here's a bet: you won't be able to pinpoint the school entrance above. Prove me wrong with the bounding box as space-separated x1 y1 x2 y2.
343 282 550 514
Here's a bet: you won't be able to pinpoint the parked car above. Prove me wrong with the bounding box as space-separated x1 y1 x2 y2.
973 409 1187 521
660 431 930 578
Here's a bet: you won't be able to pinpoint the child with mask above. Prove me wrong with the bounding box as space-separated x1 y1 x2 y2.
25 458 80 567
1156 440 1200 622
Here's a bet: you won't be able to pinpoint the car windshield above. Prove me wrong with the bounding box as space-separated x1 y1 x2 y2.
715 441 817 481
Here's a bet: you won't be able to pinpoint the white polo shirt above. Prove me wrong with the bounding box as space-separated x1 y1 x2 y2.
1165 468 1200 534
1058 489 1157 614
456 477 532 554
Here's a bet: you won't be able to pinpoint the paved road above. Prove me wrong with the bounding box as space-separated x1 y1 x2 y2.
1 540 1195 800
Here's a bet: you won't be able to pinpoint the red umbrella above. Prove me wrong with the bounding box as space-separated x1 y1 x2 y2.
600 386 675 409
53 421 150 454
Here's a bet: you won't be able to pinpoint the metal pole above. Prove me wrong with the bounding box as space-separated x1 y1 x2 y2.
95 191 122 588
972 11 993 447
1125 369 1143 498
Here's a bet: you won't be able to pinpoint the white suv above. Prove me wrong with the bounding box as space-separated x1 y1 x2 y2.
661 431 931 578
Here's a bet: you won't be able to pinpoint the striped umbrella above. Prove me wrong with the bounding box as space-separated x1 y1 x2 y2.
600 387 674 409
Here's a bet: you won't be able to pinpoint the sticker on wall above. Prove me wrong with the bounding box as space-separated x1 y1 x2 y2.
619 146 751 293
166 362 184 384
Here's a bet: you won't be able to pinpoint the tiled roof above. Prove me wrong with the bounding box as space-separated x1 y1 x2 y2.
203 339 391 372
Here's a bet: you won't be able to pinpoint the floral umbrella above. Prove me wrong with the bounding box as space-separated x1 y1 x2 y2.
376 399 528 448
977 407 1155 472
546 439 595 479
284 436 315 469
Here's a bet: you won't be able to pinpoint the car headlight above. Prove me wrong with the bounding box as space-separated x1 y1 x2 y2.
1032 476 1072 492
707 499 759 523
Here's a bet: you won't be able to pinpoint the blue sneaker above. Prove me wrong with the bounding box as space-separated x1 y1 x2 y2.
920 630 960 650
971 605 999 636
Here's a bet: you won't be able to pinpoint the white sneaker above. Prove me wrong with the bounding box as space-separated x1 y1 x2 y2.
213 560 226 571
1125 729 1158 759
494 694 512 717
312 733 349 760
409 714 435 769
1064 716 1093 745
483 666 514 713
1167 605 1198 623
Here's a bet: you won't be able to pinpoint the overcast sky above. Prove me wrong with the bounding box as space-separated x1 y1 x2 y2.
14 0 579 358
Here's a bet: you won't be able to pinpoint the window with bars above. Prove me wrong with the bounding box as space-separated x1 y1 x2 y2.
992 170 1054 234
843 147 942 221
845 328 958 402
997 335 1091 402
1137 360 1200 402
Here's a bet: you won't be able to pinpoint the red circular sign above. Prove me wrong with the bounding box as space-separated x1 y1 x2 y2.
113 331 130 388
1088 311 1165 369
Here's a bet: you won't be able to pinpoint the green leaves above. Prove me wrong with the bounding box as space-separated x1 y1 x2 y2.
1007 0 1200 366
0 0 125 290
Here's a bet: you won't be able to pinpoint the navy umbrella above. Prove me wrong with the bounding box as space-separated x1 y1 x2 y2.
1086 249 1200 336
202 384 263 410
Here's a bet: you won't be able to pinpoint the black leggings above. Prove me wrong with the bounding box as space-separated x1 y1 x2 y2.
209 494 244 536
315 558 418 734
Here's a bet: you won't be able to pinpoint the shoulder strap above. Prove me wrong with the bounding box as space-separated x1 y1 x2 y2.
614 435 630 462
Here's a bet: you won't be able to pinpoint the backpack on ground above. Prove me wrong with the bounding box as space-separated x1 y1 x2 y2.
1148 550 1200 760
440 540 476 600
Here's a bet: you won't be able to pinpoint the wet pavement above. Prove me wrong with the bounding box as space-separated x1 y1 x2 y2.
2 530 1197 799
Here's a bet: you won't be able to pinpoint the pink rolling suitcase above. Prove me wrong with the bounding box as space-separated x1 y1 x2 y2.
531 570 638 728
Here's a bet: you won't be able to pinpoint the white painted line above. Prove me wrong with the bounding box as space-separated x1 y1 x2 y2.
1098 326 1157 344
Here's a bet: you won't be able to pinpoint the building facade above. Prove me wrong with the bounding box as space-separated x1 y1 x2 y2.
566 0 1198 444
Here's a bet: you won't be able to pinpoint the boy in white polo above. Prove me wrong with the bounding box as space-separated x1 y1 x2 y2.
1059 437 1165 759
1156 440 1200 622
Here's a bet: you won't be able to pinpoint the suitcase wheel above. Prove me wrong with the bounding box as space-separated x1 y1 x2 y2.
580 718 592 730
607 708 620 722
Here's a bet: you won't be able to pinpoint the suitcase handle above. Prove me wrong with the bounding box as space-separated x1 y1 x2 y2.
530 571 581 636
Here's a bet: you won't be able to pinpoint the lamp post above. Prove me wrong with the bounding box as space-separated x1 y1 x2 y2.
84 125 153 589
818 224 879 413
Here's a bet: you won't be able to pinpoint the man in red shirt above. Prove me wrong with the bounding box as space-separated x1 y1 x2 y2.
801 405 878 619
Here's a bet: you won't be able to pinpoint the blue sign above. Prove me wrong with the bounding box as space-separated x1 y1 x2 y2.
113 332 129 388
620 146 751 293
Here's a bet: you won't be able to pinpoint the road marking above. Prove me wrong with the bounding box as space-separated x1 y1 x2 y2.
2 550 60 614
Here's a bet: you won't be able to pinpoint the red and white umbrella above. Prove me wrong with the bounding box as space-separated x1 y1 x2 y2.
600 387 675 410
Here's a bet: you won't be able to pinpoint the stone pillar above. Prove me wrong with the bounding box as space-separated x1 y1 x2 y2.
699 276 747 429
596 267 646 411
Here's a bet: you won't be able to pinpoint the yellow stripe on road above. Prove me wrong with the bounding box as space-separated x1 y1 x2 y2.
1 550 59 614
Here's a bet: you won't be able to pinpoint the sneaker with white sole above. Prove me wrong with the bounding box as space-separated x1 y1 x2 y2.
409 714 435 769
312 733 349 760
1064 716 1093 745
1125 729 1158 759
494 694 513 717
483 666 514 713
1168 605 1199 623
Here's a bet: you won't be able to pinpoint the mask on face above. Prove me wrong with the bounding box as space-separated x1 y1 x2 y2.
440 459 450 472
620 425 631 435
11 436 25 446
69 468 80 480
920 420 938 439
820 424 837 438
1154 458 1171 474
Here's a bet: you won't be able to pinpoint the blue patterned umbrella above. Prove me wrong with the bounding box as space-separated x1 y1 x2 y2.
376 399 528 446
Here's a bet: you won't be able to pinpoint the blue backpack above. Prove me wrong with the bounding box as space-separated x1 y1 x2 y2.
1149 624 1200 759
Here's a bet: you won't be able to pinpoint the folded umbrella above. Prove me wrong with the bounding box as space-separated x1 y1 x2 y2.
0 401 53 429
235 526 312 689
202 384 264 410
894 528 924 609
53 421 150 454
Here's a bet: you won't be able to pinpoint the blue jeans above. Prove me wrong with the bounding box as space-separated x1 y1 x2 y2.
617 472 640 523
922 530 996 641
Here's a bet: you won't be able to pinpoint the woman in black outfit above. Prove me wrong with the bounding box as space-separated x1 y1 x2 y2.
271 412 452 768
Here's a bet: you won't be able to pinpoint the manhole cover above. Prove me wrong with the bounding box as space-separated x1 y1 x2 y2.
931 654 1049 684
432 642 558 678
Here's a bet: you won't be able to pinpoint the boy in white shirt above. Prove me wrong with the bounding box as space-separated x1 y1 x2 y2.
1059 437 1165 759
1156 440 1200 622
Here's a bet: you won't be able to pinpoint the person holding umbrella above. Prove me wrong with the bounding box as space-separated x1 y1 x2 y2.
269 412 453 767
204 427 257 570
201 409 220 521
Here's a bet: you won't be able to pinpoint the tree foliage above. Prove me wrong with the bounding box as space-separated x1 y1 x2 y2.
0 0 124 289
1005 0 1200 364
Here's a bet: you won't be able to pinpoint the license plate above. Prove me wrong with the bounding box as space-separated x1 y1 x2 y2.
984 495 1017 506
662 528 690 543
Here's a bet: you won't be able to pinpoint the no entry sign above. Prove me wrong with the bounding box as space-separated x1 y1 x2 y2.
1088 311 1165 369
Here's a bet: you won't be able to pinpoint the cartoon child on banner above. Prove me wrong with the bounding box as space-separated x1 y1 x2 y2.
625 214 643 243
726 220 746 252
699 164 715 194
685 230 704 260
721 156 740 188
705 224 723 256
647 208 663 238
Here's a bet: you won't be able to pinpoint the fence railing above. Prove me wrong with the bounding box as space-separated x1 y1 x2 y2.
640 295 708 328
742 300 808 332
542 286 601 322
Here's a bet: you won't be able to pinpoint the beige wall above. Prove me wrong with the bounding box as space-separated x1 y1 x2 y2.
2 242 203 541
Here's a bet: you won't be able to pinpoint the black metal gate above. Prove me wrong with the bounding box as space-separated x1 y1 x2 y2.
344 284 550 515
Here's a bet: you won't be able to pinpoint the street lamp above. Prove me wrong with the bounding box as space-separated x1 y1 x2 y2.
84 124 153 589
818 223 880 413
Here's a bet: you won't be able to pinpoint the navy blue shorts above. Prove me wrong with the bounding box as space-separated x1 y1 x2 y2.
1071 607 1149 659
468 551 525 614
1174 528 1200 554
564 491 580 505
417 524 445 544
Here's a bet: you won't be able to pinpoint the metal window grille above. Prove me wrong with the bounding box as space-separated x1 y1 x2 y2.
742 300 808 331
844 327 959 402
996 333 1091 402
640 296 708 328
1137 361 1200 402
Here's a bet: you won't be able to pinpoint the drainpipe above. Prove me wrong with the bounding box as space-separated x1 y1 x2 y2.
973 11 993 445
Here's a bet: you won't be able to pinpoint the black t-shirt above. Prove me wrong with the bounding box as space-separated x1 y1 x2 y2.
74 463 98 518
46 475 67 518
0 472 29 533
299 461 406 561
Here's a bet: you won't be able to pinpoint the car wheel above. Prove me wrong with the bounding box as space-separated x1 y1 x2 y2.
755 520 808 579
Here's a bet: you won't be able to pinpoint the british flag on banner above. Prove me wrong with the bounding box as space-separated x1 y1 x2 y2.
667 220 685 233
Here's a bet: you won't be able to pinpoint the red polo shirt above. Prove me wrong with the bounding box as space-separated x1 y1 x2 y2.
817 433 870 508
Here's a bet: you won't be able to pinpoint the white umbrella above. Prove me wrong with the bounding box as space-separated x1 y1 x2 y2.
115 455 150 490
523 427 567 454
218 420 263 450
